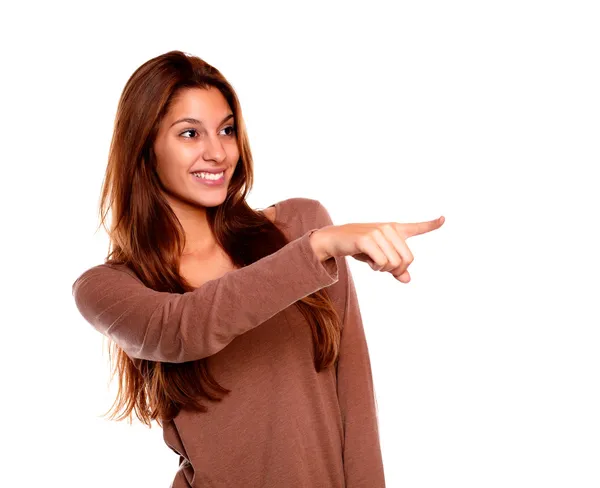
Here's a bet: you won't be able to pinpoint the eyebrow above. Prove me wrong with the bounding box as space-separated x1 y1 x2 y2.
170 113 234 128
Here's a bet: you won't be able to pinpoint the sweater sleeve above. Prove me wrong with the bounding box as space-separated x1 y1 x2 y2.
313 201 386 486
71 228 339 363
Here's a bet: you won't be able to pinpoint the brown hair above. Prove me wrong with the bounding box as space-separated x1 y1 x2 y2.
95 50 341 427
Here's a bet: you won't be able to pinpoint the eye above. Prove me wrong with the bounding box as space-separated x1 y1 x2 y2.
221 125 236 137
180 128 198 139
179 126 236 139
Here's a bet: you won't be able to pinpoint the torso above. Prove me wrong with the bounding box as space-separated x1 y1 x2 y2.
179 206 277 289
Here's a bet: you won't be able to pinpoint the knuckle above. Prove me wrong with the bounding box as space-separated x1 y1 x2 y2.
393 221 405 232
357 234 371 246
370 227 383 238
375 256 387 266
390 257 403 268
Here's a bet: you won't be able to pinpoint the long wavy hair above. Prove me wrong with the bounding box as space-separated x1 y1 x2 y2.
95 50 342 428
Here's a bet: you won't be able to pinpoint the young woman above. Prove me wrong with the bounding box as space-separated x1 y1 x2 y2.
72 50 444 487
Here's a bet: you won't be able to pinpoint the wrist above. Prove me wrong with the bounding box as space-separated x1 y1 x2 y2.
309 228 330 262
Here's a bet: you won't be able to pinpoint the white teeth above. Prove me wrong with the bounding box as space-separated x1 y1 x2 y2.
193 171 224 180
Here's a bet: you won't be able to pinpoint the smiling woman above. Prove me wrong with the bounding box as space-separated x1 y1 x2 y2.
71 50 385 487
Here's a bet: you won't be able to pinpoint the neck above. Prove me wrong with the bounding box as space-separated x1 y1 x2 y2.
164 194 219 257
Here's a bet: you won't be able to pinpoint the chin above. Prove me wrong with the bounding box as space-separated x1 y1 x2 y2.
191 194 227 208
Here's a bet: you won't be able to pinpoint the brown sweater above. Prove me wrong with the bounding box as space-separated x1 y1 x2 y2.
72 197 386 487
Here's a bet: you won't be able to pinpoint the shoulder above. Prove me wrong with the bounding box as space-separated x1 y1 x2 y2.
272 197 334 229
260 197 332 240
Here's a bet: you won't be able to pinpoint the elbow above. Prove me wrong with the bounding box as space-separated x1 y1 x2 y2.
114 327 213 364
116 335 192 364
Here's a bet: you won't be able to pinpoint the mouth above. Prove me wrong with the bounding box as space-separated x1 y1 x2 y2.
191 169 226 185
190 167 227 174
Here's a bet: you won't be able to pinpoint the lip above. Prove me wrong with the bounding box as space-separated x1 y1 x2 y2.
191 171 226 186
190 167 227 174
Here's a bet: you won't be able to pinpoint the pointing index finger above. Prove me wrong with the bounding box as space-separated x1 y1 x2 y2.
402 216 445 237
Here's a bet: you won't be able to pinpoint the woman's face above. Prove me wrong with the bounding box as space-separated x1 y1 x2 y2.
153 86 240 210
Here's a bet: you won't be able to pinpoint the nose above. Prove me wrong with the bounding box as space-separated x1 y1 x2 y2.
203 134 226 163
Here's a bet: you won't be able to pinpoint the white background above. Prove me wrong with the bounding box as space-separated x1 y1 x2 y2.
2 1 599 486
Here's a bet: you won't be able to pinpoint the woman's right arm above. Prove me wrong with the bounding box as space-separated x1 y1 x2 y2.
72 229 338 363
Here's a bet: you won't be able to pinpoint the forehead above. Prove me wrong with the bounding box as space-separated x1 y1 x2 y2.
167 86 231 121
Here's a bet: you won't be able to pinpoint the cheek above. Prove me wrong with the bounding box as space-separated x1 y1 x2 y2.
155 158 185 190
229 143 241 161
154 156 170 181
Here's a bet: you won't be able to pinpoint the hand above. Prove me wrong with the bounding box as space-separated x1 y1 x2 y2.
310 216 445 283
